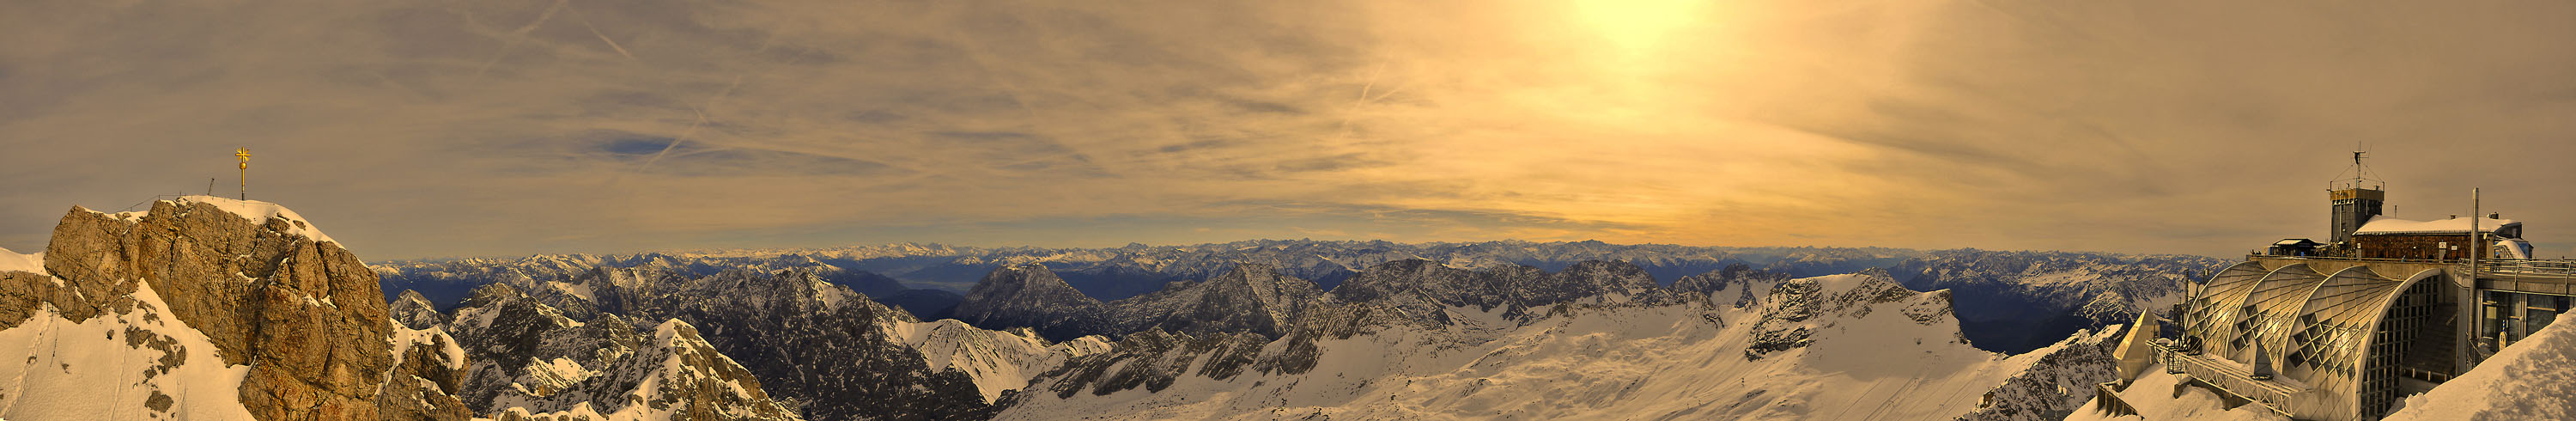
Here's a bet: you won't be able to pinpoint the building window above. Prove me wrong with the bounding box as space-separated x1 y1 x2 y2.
2529 308 2560 339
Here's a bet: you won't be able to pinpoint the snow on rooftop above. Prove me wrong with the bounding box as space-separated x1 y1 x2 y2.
2383 316 2576 420
2354 215 2519 235
163 196 339 245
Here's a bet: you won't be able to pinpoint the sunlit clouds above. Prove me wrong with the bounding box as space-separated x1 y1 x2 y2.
1 0 2570 259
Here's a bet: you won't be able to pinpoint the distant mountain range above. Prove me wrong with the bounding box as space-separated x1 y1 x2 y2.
374 241 2224 354
0 196 2239 420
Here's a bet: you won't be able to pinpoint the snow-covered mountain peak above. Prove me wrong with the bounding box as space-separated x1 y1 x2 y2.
393 289 445 329
6 196 470 419
1002 264 2119 421
673 269 866 314
953 264 1110 341
1743 271 1961 360
160 195 339 245
1103 262 1324 338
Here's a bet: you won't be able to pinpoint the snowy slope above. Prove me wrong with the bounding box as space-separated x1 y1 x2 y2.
444 283 799 420
996 272 2117 420
0 282 257 420
2063 365 2287 421
169 195 338 245
489 320 801 421
2383 319 2576 420
885 319 1111 403
0 247 39 275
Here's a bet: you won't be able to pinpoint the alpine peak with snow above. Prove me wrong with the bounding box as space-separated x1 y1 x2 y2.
10 186 2569 421
0 195 2207 420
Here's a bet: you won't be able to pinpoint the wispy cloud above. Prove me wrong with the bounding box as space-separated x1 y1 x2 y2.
1 0 2569 259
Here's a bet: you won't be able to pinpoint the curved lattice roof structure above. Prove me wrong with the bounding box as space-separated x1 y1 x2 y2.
2180 261 2455 421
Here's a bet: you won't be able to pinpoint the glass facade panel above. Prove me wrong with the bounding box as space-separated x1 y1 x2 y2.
2528 308 2558 338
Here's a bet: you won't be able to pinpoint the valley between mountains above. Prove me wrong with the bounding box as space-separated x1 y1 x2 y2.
0 197 2220 420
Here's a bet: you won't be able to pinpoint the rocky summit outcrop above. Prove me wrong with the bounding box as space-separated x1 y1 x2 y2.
465 265 1004 420
1743 268 1959 360
642 270 993 420
953 265 1110 341
1887 250 2228 353
1669 263 1795 308
1107 263 1321 338
0 196 469 420
447 283 800 420
1012 259 1706 402
392 290 446 330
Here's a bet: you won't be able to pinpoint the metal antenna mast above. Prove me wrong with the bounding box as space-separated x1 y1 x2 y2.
2334 148 2383 191
235 148 252 200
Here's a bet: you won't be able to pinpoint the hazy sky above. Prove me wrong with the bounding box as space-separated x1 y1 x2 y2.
3 0 2570 260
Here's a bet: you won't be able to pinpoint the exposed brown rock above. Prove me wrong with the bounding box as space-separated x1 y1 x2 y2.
20 198 466 420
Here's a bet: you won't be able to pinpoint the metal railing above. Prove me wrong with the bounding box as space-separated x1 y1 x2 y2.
2246 254 2576 279
2093 381 2139 417
2151 342 2297 418
2482 259 2576 279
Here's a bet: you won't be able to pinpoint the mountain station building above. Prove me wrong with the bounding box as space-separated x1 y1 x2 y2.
2108 165 2573 421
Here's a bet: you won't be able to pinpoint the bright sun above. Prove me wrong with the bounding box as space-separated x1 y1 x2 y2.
1572 0 1707 57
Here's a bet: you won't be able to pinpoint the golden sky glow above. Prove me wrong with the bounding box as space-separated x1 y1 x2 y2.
1 0 2571 259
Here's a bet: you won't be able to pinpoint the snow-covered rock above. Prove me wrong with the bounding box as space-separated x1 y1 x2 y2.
0 282 258 420
995 260 2117 420
952 265 1111 341
887 319 1112 403
2064 365 2287 421
1106 263 1322 338
372 240 1925 306
0 197 471 419
1890 250 2229 353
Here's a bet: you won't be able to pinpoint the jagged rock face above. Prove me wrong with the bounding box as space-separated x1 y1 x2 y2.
952 265 1109 341
1328 259 1509 316
611 321 802 420
373 241 1928 308
448 284 644 413
446 283 799 420
647 273 993 420
1519 259 1662 305
1889 250 2224 320
16 198 449 420
1743 269 1958 360
1670 263 1795 308
889 319 1113 404
419 259 1051 419
1951 329 2121 421
1017 259 1710 402
382 320 473 420
1107 263 1321 338
1326 259 1674 328
1032 329 1270 399
472 266 997 420
1887 250 2227 353
374 253 918 311
392 290 445 330
1001 261 2104 420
